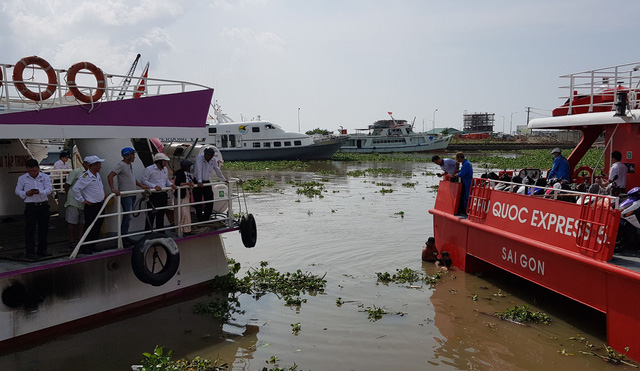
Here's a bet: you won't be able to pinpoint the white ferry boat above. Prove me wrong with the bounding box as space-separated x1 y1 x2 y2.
340 116 452 153
0 56 256 346
162 105 347 161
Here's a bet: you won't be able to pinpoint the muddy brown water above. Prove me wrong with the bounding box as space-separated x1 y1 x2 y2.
0 160 632 370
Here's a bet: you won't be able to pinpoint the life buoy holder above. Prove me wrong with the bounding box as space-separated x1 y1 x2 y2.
239 213 257 248
131 233 180 286
66 61 106 103
13 56 58 101
573 166 594 184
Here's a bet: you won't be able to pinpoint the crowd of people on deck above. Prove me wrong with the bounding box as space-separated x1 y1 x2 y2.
426 148 632 268
14 147 227 261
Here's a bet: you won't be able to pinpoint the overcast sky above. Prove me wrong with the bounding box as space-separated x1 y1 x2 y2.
2 0 640 133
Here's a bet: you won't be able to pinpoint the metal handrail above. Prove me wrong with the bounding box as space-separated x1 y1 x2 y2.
69 179 241 259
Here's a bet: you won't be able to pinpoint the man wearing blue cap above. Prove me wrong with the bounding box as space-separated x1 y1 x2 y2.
107 147 149 241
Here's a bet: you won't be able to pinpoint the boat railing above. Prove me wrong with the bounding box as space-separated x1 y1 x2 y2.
469 178 620 256
0 62 210 115
69 179 243 259
558 60 640 114
43 168 72 192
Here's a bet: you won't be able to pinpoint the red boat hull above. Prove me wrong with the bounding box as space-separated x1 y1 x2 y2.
431 178 640 361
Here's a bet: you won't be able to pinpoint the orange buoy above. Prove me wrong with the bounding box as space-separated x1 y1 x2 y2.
66 61 106 103
13 56 58 101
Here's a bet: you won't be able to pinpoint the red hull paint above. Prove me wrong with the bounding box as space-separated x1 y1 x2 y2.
431 178 640 361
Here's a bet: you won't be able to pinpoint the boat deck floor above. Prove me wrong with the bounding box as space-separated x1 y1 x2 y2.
0 212 231 274
609 249 640 272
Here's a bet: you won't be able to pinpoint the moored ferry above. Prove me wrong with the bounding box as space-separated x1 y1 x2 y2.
430 61 640 362
161 104 347 161
340 114 452 153
0 56 256 347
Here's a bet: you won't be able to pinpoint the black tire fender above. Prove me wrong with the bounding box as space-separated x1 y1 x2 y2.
131 233 180 286
240 213 257 248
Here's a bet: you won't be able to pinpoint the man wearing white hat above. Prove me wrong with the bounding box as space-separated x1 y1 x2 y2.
73 155 106 254
547 147 570 182
141 153 176 231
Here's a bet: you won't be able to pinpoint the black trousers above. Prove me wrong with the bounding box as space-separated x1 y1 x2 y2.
145 192 168 230
84 202 104 250
24 203 50 255
192 182 213 222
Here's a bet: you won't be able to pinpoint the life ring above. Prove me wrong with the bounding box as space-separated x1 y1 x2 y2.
13 56 58 101
66 61 106 103
131 233 180 286
1 282 27 308
239 213 257 248
573 166 593 184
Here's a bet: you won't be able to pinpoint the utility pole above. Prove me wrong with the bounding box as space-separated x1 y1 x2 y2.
525 107 532 134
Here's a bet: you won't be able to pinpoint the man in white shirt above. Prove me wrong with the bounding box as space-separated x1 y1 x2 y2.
15 159 53 260
601 150 628 196
141 153 176 230
53 151 71 170
193 147 227 222
73 155 106 254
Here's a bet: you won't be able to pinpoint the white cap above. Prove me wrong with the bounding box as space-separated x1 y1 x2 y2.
551 147 561 154
154 153 170 162
84 155 105 165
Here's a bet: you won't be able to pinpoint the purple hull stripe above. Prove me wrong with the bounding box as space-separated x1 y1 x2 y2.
0 90 213 128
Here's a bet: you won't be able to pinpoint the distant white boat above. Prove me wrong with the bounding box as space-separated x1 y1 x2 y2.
161 105 346 161
340 116 452 153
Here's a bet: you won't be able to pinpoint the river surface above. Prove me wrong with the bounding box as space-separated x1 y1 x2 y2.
0 159 632 370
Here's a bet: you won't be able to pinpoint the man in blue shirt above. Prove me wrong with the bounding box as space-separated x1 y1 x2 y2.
455 152 473 215
547 148 571 182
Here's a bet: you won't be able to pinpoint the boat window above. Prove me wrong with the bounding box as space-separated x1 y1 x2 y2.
229 135 236 147
252 127 260 133
174 147 185 156
265 124 275 129
274 142 282 147
253 142 261 148
208 127 217 134
284 141 291 146
294 140 302 146
221 135 228 148
264 142 271 148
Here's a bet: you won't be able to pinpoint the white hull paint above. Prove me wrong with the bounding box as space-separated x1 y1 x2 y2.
0 235 229 343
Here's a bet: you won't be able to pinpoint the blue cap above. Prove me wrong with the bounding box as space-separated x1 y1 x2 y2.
121 147 136 157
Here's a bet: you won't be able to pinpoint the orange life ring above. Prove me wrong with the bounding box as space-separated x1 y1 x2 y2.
573 166 593 183
66 61 106 103
13 56 58 101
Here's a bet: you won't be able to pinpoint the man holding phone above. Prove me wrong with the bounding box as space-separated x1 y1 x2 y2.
15 158 53 260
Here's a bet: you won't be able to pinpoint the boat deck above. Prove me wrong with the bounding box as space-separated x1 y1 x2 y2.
609 249 640 272
0 210 234 274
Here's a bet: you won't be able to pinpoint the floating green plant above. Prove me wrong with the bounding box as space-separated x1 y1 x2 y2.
376 268 441 285
241 177 275 192
379 188 394 194
291 322 301 335
365 305 387 321
394 211 404 218
193 298 245 321
494 304 551 324
138 346 228 371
